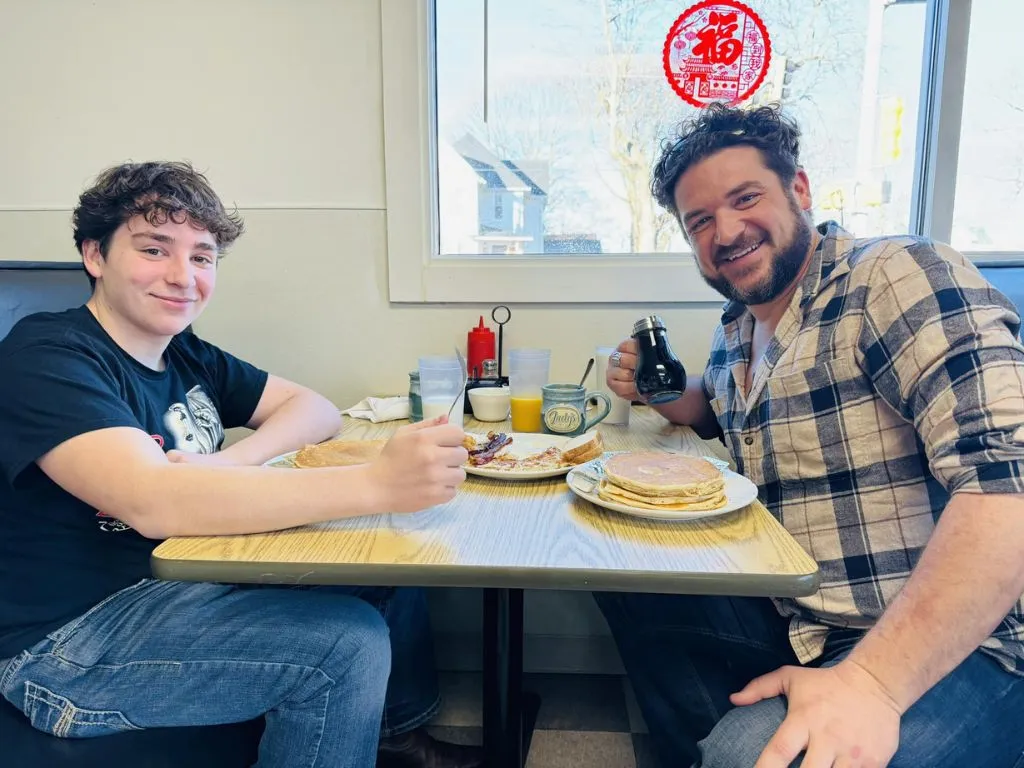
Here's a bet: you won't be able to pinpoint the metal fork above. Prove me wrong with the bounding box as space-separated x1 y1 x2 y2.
447 347 469 421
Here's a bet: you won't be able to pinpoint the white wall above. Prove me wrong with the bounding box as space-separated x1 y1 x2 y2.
0 0 724 672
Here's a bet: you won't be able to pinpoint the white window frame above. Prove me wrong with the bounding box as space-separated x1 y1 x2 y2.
911 0 1024 262
382 0 995 304
909 0 967 245
381 0 719 304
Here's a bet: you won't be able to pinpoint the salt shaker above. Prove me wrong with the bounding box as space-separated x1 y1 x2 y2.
408 370 423 423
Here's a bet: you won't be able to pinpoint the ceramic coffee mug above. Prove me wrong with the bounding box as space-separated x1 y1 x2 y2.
541 384 611 437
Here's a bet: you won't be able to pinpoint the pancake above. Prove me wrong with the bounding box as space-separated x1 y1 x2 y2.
603 453 725 498
597 480 727 511
597 480 722 506
293 439 387 468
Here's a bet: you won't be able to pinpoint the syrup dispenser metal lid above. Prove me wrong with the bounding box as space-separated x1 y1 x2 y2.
632 314 667 335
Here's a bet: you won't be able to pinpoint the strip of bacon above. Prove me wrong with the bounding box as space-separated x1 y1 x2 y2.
467 432 514 466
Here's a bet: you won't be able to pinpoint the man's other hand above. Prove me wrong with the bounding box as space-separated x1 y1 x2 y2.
732 661 902 768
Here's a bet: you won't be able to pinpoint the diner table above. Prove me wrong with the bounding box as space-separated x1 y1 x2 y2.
151 406 819 768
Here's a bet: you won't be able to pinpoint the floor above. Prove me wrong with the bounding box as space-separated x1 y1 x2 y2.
426 671 663 768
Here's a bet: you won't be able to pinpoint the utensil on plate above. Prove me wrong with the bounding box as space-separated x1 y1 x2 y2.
701 456 731 471
571 470 600 493
448 347 469 420
568 457 606 493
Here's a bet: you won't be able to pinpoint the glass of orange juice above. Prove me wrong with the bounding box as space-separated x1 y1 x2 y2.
508 348 550 432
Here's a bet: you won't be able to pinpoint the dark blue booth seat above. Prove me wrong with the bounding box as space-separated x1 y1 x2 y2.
0 701 264 768
0 263 263 766
976 260 1024 321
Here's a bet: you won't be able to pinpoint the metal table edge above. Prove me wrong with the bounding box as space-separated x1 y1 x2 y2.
150 556 821 598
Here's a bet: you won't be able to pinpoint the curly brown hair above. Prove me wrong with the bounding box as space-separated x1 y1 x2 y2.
73 161 244 284
651 103 802 221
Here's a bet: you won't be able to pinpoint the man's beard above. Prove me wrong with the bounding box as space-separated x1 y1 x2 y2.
699 201 813 306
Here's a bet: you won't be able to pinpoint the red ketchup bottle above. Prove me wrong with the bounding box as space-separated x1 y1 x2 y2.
466 316 496 379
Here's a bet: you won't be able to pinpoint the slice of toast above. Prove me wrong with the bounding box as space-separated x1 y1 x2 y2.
561 431 604 465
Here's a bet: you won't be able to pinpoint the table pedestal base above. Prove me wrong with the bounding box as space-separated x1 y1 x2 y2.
482 588 540 768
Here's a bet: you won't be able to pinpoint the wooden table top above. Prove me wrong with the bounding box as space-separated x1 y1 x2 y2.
151 407 819 597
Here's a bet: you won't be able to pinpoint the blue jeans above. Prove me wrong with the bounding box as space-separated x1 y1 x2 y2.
315 583 440 737
595 592 1024 768
0 579 441 767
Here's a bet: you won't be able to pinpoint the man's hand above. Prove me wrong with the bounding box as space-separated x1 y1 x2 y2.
732 660 902 768
606 339 639 401
166 450 244 467
366 415 468 513
606 339 718 434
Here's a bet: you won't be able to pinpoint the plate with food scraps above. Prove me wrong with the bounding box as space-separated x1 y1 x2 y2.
566 454 759 521
463 430 602 480
262 439 386 469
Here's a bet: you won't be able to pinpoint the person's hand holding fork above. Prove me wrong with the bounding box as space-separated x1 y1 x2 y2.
367 415 468 513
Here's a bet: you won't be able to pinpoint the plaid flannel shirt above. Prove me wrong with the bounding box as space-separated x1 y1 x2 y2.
702 221 1024 675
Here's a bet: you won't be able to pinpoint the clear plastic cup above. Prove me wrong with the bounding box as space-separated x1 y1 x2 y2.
595 345 631 426
418 356 464 427
508 348 551 432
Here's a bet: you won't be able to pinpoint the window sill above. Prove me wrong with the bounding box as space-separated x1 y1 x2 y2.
392 254 723 304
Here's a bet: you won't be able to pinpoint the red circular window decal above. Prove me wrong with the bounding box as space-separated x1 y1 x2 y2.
663 1 772 108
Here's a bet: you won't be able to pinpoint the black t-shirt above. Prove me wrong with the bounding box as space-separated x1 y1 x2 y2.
0 307 268 659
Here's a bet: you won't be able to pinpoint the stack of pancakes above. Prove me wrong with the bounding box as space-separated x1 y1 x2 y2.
293 439 386 468
598 452 726 511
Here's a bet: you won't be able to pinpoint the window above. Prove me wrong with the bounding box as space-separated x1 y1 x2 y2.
382 0 982 303
951 0 1024 258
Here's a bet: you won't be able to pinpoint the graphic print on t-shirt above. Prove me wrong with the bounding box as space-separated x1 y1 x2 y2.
95 512 134 533
96 386 225 533
164 386 224 454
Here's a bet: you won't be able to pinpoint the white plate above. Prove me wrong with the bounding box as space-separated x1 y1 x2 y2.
464 432 575 480
263 451 299 468
263 434 576 479
566 455 759 522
